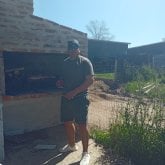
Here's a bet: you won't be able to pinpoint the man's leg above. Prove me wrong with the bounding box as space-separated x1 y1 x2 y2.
79 123 90 165
64 121 76 147
79 124 89 152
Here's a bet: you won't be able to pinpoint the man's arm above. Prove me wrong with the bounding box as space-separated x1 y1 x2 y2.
64 75 94 100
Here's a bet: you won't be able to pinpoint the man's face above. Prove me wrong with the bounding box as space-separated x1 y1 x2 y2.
68 48 80 56
67 40 80 57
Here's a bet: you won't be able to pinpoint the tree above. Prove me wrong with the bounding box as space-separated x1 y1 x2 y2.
86 20 114 40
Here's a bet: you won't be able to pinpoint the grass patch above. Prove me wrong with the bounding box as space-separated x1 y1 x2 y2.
124 81 144 94
123 81 165 102
95 73 114 80
147 84 165 102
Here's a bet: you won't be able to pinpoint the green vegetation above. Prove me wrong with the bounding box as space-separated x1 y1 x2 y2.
123 73 165 101
91 66 165 165
91 98 165 165
147 84 165 102
124 81 144 94
117 65 157 83
95 72 114 80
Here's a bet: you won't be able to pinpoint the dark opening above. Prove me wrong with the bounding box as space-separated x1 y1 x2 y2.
3 51 67 95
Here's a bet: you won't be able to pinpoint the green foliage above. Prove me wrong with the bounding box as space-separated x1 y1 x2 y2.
139 66 157 81
91 98 165 165
108 124 165 165
124 81 144 94
159 76 165 84
90 129 111 147
121 66 165 106
95 73 114 80
117 65 157 83
118 65 138 82
93 68 165 164
123 81 165 102
147 84 165 102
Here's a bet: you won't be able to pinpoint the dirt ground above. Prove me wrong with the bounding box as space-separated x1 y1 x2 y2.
2 80 129 165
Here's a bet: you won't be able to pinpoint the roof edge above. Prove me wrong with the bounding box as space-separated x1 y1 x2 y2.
88 39 130 44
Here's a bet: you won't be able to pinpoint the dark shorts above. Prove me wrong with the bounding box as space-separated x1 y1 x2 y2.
60 95 90 124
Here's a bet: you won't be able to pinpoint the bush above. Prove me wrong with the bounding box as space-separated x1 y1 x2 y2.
160 77 165 84
117 65 157 83
108 124 165 165
139 66 157 81
91 129 111 147
91 98 165 165
124 81 143 94
147 84 165 102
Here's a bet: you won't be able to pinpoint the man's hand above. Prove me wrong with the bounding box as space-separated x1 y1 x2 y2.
63 75 94 100
63 90 77 100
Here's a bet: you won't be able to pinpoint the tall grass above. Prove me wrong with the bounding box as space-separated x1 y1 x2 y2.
123 66 165 101
91 98 165 165
91 67 165 164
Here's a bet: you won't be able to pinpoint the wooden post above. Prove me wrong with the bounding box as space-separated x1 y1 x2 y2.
114 58 118 81
152 55 155 68
0 51 4 161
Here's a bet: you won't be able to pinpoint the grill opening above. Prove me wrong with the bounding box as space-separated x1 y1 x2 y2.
3 51 66 95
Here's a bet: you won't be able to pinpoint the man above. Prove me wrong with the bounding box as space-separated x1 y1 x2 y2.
59 39 94 165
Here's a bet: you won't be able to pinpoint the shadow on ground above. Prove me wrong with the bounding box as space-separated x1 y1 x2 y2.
3 124 83 165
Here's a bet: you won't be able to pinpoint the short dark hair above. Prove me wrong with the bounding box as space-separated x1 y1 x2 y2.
68 39 80 51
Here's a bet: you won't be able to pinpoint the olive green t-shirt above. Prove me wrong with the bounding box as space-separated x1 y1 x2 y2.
62 55 94 94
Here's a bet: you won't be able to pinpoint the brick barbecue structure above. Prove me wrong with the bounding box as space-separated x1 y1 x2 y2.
0 0 88 161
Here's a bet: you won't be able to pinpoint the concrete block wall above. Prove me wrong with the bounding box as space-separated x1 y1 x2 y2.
0 0 87 160
0 0 88 55
3 93 62 136
0 0 33 16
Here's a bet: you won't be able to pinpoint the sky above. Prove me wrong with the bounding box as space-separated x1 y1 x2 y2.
34 0 165 47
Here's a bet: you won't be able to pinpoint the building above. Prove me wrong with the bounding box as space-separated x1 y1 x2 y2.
88 39 129 73
0 0 88 160
128 42 165 68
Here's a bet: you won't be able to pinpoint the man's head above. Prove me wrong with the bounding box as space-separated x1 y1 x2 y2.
67 39 80 57
68 39 80 51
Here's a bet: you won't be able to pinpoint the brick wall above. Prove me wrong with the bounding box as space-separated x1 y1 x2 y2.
0 0 33 16
0 0 88 54
0 1 88 159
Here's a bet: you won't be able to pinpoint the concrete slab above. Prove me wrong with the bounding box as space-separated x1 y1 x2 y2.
3 125 104 165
